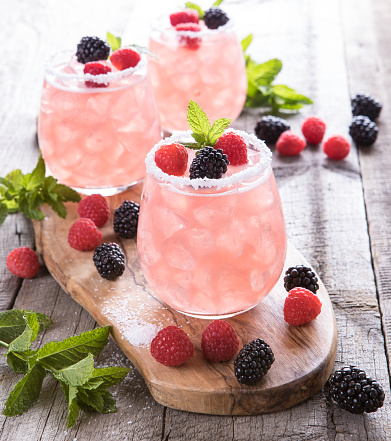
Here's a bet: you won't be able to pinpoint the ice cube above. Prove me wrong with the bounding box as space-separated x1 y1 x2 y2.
194 195 237 229
85 127 111 153
162 240 196 271
117 113 149 133
138 231 161 266
185 227 216 257
152 206 188 238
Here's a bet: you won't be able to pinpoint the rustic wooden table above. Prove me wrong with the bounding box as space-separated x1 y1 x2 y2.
1 0 390 439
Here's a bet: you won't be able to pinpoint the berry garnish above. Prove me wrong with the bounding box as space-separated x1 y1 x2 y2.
349 115 378 146
170 9 199 26
214 132 248 166
189 146 229 179
351 93 382 121
283 287 322 326
276 131 306 156
323 135 351 160
93 243 125 280
110 48 141 70
68 218 103 251
76 36 110 64
284 265 319 294
255 116 290 145
175 23 202 50
203 8 229 29
328 366 385 413
83 62 111 88
234 338 275 385
201 320 239 362
150 326 194 366
155 143 188 176
6 247 40 279
113 200 139 239
77 194 110 227
301 116 326 145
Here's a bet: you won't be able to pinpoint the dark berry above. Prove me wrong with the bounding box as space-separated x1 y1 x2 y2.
189 146 229 180
76 36 110 64
284 265 319 294
113 200 140 239
203 8 229 29
255 116 290 145
349 115 378 146
93 243 125 280
351 93 382 121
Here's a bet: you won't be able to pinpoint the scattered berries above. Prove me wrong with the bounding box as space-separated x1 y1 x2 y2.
83 62 111 88
68 218 102 251
283 287 322 326
203 8 230 29
351 93 382 121
169 9 199 26
323 135 351 160
6 247 39 279
76 36 110 64
113 200 139 239
189 146 229 179
77 194 110 227
175 23 202 50
110 48 141 70
150 326 194 366
284 265 319 294
93 243 125 280
349 115 378 146
155 143 188 176
328 366 385 414
201 320 239 362
301 116 326 144
234 338 275 385
276 131 306 156
214 132 248 166
254 116 290 145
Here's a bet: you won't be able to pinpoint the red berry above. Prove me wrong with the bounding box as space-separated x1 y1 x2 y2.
323 135 351 160
68 218 103 251
301 116 326 144
110 48 141 70
201 320 240 362
175 23 202 50
6 247 39 278
214 132 248 166
283 287 322 326
83 62 111 88
155 143 188 176
150 326 194 366
276 131 306 156
170 9 199 26
77 194 110 227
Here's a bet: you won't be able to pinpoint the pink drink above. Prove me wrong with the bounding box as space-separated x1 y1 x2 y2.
38 51 161 195
137 130 287 318
148 19 247 132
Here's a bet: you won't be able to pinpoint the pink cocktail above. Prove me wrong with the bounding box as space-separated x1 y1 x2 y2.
38 50 161 195
137 130 287 318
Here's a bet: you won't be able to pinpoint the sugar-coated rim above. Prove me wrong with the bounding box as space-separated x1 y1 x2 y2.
145 129 272 190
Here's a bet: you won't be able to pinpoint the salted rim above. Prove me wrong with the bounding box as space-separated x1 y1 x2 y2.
145 129 272 190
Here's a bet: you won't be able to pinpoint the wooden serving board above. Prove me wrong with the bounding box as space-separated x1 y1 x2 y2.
33 183 337 415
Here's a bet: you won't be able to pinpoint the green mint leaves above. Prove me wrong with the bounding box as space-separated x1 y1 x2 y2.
0 153 80 225
242 34 313 113
185 100 230 149
0 310 129 428
106 32 158 59
185 0 224 18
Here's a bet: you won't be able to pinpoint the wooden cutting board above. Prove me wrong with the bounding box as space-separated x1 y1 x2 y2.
33 183 337 415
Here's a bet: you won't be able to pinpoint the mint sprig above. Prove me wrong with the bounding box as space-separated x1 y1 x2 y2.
0 310 129 428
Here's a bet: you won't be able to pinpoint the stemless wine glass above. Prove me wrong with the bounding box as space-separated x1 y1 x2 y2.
38 50 162 195
148 16 247 132
137 129 287 318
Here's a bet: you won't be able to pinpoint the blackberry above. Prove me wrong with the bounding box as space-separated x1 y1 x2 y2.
113 200 140 239
234 338 274 385
76 36 110 64
203 8 230 29
349 115 378 146
328 366 385 414
255 116 290 145
351 93 382 121
189 147 229 180
93 243 125 280
284 265 319 294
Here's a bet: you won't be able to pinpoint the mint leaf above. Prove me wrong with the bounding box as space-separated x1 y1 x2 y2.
7 312 39 354
7 350 37 374
130 44 158 60
67 386 80 428
107 32 121 51
77 388 116 413
52 353 94 387
0 202 7 224
241 34 253 53
185 2 204 19
187 100 211 145
51 182 81 202
247 59 282 85
207 118 231 145
5 170 24 193
272 84 313 104
25 153 45 191
82 366 130 390
212 0 224 6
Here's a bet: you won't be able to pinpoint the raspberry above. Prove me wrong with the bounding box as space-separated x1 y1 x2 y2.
214 132 248 166
175 23 202 50
204 8 230 29
189 146 229 179
68 218 103 251
276 131 306 156
77 194 110 227
201 320 239 362
170 9 199 26
323 135 350 160
150 326 194 366
110 48 141 70
283 287 322 326
155 143 188 176
6 247 39 278
76 36 110 64
301 116 326 144
83 62 111 88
